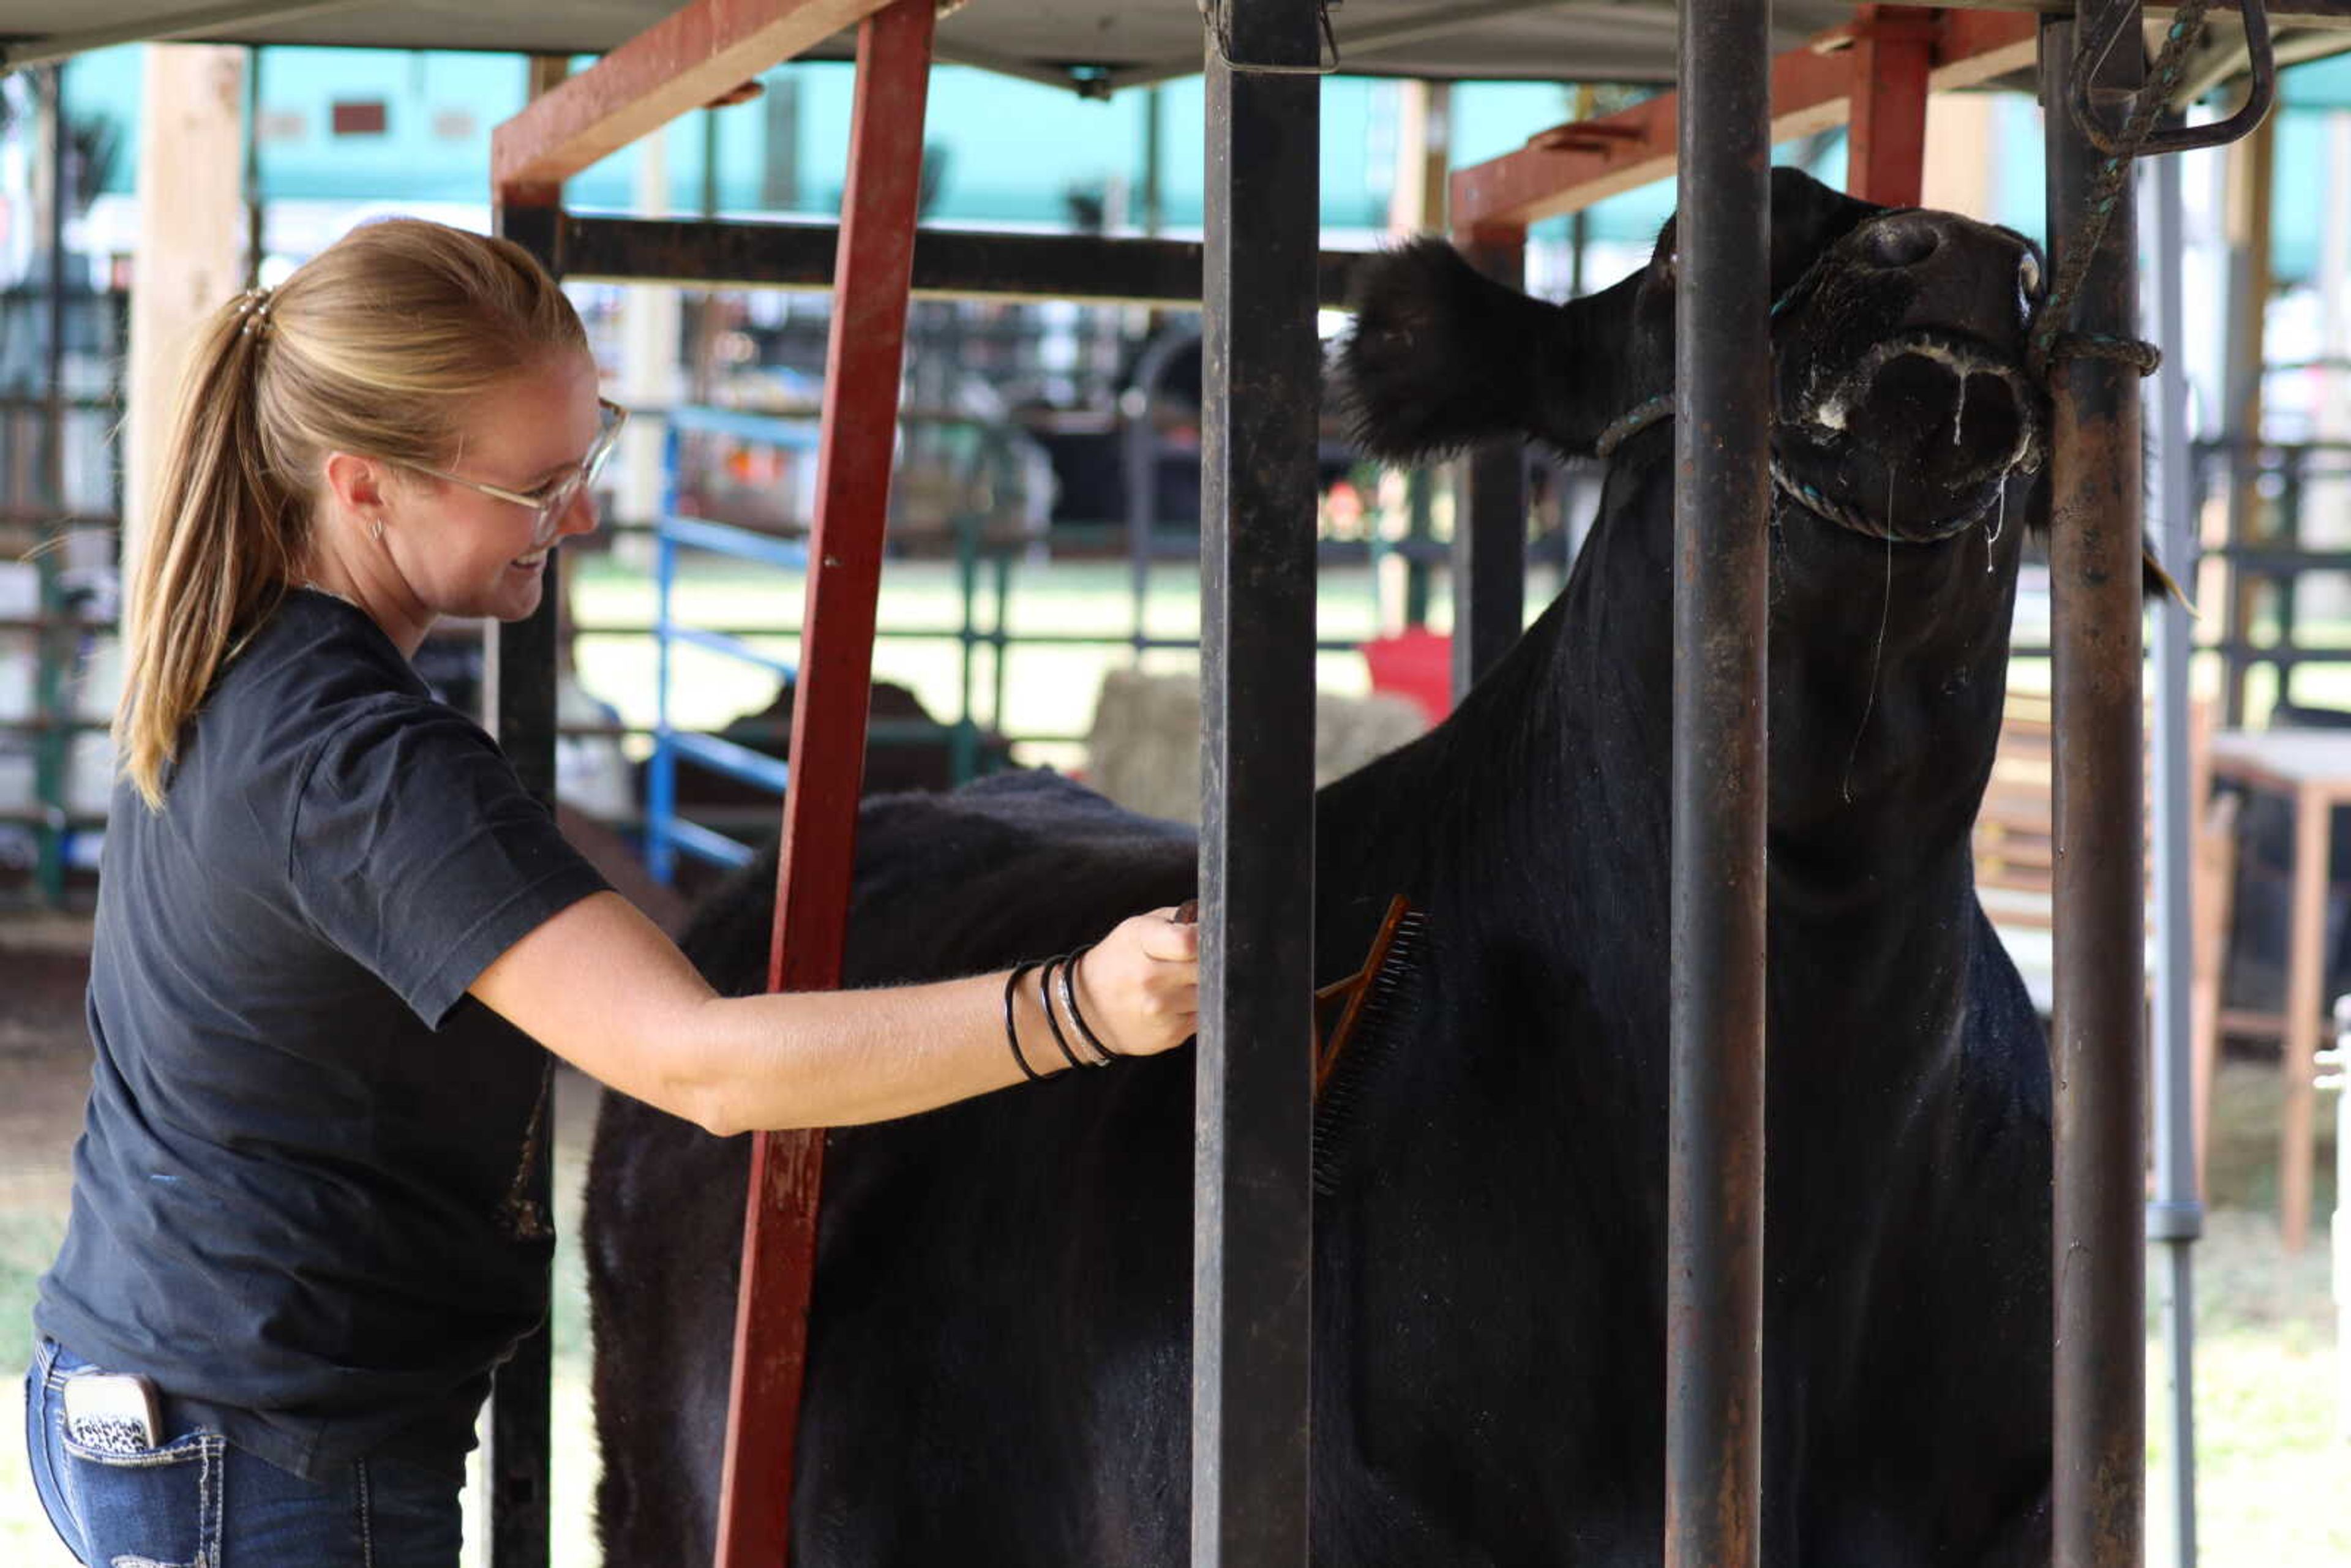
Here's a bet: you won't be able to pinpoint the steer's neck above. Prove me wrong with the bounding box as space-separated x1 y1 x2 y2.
1544 462 2021 1031
1762 505 2024 920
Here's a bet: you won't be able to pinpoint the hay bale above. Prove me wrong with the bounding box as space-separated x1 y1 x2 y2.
1083 667 1429 825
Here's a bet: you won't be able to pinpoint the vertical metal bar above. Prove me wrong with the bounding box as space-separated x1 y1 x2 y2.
1143 83 1165 236
1666 2 1771 1566
2042 17 2147 1568
484 195 563 1568
2335 1018 2351 1439
34 66 67 907
2145 136 2202 1568
991 547 1011 733
1453 231 1528 697
1195 1 1319 1563
2282 791 2328 1255
650 422 680 885
1127 390 1155 659
713 6 934 1564
243 48 264 290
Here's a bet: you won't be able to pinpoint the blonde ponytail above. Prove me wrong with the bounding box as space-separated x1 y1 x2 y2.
113 222 588 809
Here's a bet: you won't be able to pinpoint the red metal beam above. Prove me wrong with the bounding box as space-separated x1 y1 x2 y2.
1450 7 2040 236
710 2 937 1563
1849 7 1939 206
491 0 894 204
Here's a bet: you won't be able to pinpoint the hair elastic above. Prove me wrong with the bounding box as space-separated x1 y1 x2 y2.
234 287 275 339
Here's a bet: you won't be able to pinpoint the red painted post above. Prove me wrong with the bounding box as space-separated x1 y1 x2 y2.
1847 6 1938 207
710 2 936 1563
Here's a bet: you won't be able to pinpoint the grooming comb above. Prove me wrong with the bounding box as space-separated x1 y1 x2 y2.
1311 895 1429 1195
1313 895 1418 1093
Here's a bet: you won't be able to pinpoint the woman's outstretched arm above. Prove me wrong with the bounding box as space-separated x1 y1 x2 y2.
470 891 1198 1136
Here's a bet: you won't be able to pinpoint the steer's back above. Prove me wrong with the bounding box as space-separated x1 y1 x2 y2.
585 771 1199 1567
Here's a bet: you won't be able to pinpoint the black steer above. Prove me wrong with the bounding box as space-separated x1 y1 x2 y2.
585 167 2054 1566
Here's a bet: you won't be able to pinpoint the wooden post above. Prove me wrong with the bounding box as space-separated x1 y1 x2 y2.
124 44 245 571
1847 6 1934 207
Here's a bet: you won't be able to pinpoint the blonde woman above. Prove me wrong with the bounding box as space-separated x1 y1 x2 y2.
21 220 1197 1566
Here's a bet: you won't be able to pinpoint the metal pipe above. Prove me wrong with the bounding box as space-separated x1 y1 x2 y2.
1453 231 1529 698
1194 1 1321 1562
483 197 563 1568
2327 1002 2351 1441
2041 17 2148 1568
34 67 67 907
2145 124 2203 1568
1665 1 1771 1565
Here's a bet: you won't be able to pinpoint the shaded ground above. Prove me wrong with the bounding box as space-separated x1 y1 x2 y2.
1 929 2344 1564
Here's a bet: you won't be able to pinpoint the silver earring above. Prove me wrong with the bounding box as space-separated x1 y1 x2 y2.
370 515 384 545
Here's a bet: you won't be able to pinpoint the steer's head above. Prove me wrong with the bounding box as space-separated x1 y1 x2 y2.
1340 167 2055 844
1339 166 2044 546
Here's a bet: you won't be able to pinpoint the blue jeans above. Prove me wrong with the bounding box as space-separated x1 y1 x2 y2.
24 1338 464 1567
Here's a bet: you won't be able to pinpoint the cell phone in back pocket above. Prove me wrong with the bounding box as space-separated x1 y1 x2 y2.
61 1371 163 1454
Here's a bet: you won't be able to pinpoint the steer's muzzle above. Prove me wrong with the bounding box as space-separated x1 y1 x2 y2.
1773 208 2047 543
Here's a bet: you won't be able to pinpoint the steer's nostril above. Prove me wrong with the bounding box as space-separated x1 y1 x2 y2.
1862 212 1943 270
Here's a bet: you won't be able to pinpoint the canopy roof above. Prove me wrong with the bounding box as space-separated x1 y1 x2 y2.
2 1 2345 90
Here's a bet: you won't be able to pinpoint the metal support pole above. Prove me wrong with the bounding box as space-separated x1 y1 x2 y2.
2327 1002 2351 1442
1194 1 1319 1562
2042 17 2147 1568
2145 132 2202 1568
1665 2 1771 1567
482 195 563 1568
712 5 936 1563
1453 231 1529 697
34 67 67 907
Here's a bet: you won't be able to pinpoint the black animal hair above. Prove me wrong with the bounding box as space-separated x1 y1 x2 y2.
1338 239 1630 463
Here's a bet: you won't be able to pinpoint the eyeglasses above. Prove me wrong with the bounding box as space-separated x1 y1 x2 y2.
405 398 629 550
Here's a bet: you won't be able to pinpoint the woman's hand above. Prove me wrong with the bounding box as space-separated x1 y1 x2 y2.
1070 906 1200 1058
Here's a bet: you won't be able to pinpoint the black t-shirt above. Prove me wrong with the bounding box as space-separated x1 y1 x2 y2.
34 589 609 1480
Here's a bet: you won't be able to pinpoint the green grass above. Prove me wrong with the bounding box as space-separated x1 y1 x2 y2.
566 553 1554 772
2147 1214 2348 1566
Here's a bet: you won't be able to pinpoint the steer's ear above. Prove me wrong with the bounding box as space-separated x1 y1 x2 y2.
2145 539 2192 610
1338 239 1633 463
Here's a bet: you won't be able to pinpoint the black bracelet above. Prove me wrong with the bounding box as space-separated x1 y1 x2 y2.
1058 942 1122 1063
1003 962 1043 1081
1036 954 1089 1071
